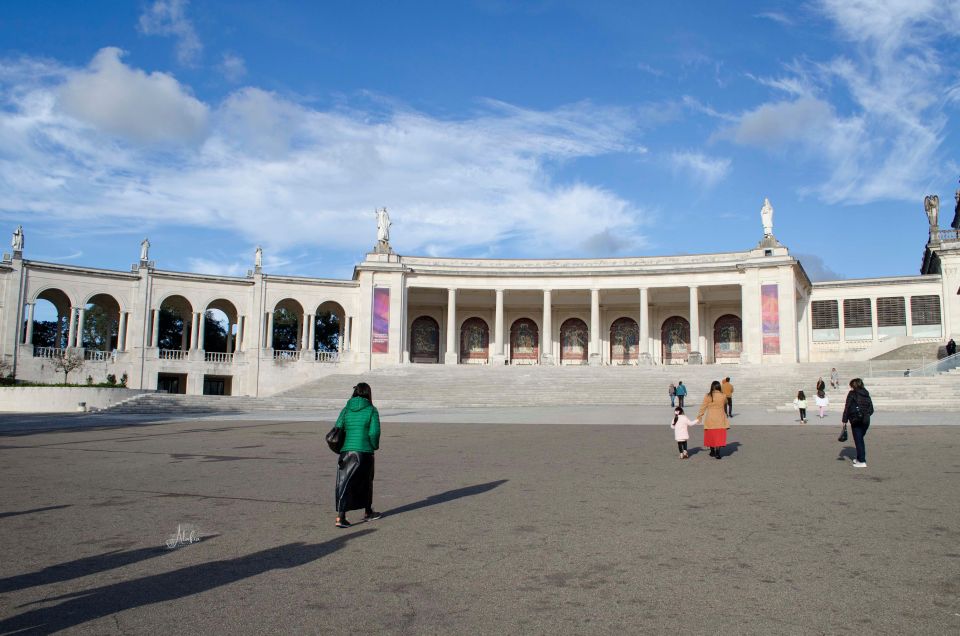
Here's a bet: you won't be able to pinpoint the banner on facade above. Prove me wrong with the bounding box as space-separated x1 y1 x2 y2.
371 287 390 354
761 284 780 354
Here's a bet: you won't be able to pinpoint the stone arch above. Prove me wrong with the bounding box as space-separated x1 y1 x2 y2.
509 317 539 364
661 316 690 364
81 293 121 350
203 299 239 353
410 315 440 363
314 300 346 352
560 317 588 364
713 314 743 360
272 298 305 350
459 317 489 363
31 288 71 348
158 294 194 351
610 317 640 364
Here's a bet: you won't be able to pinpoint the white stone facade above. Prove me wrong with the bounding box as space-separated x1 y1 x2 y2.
1 227 957 396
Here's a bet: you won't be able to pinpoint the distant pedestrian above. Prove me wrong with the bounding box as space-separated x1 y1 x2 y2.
671 407 698 459
815 390 829 419
842 378 875 468
830 368 840 390
947 338 957 357
794 391 808 424
333 382 382 528
697 380 730 459
816 377 826 393
721 377 734 417
675 381 687 408
669 382 677 408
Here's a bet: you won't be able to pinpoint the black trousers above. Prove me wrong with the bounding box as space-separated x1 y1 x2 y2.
676 440 688 453
726 397 733 416
852 421 869 463
677 395 685 407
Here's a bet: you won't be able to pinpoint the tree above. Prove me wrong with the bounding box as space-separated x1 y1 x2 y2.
314 311 341 351
81 304 117 350
157 308 185 350
272 307 299 350
202 311 228 351
51 351 85 384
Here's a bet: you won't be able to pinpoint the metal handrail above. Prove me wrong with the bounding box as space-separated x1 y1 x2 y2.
903 352 960 377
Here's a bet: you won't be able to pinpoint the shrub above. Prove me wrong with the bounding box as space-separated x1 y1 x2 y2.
120 372 128 387
85 375 94 385
106 374 117 386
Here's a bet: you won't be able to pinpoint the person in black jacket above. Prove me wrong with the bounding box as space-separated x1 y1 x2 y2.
841 378 874 468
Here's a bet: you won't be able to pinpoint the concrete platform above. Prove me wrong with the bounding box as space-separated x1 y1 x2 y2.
0 410 958 634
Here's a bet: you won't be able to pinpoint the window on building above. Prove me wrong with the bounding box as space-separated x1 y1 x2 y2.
877 297 906 338
843 298 872 340
811 300 839 342
911 295 942 337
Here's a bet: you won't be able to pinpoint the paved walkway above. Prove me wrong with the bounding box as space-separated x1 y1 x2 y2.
0 412 958 633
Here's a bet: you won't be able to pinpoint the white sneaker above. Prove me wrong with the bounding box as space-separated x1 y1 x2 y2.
852 461 867 468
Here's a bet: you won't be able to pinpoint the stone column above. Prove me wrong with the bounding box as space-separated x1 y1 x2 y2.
75 307 86 348
150 309 160 348
306 314 315 351
56 311 64 348
688 286 700 363
226 323 234 354
266 311 275 349
300 313 309 350
24 302 35 345
237 315 245 351
870 297 879 343
197 312 206 350
639 287 650 364
838 299 846 343
444 288 458 364
118 312 128 351
66 308 77 349
493 288 505 364
190 313 200 350
542 289 553 364
589 288 601 366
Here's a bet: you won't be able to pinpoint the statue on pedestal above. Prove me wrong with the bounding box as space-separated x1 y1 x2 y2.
255 246 263 269
760 198 774 237
140 238 150 262
376 207 391 244
11 225 23 252
952 189 960 231
924 195 940 237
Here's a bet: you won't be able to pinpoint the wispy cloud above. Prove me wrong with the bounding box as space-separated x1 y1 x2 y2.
138 0 202 65
219 52 246 83
754 11 794 26
669 151 732 188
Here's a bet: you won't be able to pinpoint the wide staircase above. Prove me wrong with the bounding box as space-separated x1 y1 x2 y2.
103 358 959 415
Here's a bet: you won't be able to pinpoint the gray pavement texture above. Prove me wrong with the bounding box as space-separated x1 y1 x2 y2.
0 409 958 635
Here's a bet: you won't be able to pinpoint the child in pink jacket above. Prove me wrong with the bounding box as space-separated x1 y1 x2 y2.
671 407 698 459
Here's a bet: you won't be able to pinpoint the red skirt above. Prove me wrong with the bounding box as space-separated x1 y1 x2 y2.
703 428 727 447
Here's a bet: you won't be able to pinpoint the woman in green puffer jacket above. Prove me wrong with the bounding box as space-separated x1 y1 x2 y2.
334 382 382 528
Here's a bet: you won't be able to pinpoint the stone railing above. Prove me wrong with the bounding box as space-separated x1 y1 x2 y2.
314 350 340 363
84 349 112 362
938 229 960 242
274 350 301 361
33 346 65 359
159 349 189 360
205 352 234 363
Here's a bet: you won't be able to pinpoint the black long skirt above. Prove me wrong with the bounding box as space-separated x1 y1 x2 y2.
335 451 374 513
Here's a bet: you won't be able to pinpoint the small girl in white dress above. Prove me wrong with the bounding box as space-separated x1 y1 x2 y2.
815 390 829 418
671 407 698 459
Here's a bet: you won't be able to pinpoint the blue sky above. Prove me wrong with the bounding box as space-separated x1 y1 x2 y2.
1 1 959 282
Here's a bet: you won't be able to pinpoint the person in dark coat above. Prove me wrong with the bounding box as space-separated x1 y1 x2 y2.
333 382 382 527
947 339 957 357
841 378 874 468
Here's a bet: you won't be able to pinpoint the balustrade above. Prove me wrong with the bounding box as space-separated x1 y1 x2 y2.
33 346 65 359
315 350 340 363
274 350 301 361
205 352 234 363
159 349 189 360
84 349 111 361
937 229 960 242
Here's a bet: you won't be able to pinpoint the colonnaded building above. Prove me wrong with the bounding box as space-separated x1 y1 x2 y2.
2 196 959 397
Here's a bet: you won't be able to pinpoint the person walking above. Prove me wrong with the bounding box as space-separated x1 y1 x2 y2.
947 338 957 357
842 378 875 468
816 377 826 393
675 381 687 408
815 389 829 418
830 368 840 390
721 377 734 417
697 380 730 459
333 382 382 528
669 382 677 408
794 390 808 424
671 407 698 459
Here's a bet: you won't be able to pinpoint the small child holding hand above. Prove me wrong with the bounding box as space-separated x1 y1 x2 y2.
671 407 698 459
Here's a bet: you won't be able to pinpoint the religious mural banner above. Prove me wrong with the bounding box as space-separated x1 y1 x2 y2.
372 288 390 353
761 284 780 355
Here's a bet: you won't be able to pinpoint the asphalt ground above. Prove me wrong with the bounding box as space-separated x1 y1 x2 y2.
0 411 958 634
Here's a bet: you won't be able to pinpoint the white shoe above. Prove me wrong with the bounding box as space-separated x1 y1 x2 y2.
852 461 867 468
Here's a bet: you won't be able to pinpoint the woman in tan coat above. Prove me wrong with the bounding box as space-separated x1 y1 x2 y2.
697 380 730 459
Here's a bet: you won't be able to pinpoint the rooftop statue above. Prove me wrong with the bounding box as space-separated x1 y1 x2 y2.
376 207 391 243
924 194 940 232
140 237 150 261
255 245 263 269
953 189 960 230
11 225 23 251
760 198 774 237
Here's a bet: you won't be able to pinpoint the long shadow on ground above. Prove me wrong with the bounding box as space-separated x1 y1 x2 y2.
0 530 374 634
384 480 507 517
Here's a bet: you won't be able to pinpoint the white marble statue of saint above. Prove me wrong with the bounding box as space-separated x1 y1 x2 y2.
924 194 940 231
140 237 150 261
376 207 391 243
11 225 23 251
761 198 774 237
255 246 263 268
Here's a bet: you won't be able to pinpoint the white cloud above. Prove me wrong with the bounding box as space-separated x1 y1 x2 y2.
669 151 731 188
754 11 794 26
186 257 248 277
219 52 246 82
725 97 835 146
138 0 202 65
57 47 209 144
0 54 649 267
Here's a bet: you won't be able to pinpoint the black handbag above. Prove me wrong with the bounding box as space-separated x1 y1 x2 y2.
325 426 345 453
838 424 848 442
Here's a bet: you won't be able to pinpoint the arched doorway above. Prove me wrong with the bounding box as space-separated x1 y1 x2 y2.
610 317 640 364
315 301 347 354
509 318 539 364
81 293 121 351
31 288 71 349
203 299 239 353
661 316 690 364
410 316 440 363
460 317 489 364
713 314 742 361
560 318 588 364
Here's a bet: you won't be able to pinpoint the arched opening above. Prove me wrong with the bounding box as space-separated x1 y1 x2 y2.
459 317 489 363
314 301 346 353
610 317 640 364
159 295 194 351
560 318 588 364
30 288 71 349
81 293 121 351
203 299 239 353
410 316 440 363
272 298 304 351
509 318 539 364
661 316 690 364
713 314 742 361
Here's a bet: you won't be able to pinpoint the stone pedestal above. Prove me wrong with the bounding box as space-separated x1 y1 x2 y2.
444 352 459 365
638 352 653 366
589 352 601 366
688 351 703 365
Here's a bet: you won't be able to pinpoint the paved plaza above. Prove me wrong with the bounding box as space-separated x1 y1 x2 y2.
0 407 958 634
